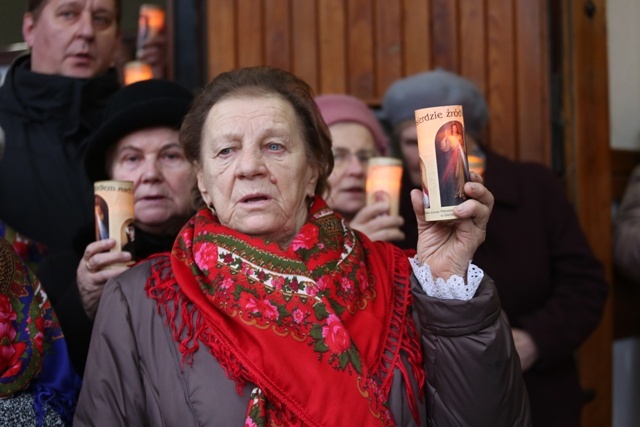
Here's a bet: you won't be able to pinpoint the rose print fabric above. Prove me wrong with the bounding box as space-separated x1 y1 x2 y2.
0 238 80 425
147 197 424 427
0 220 48 274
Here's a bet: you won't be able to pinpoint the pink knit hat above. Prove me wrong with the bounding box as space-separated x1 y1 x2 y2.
315 94 389 155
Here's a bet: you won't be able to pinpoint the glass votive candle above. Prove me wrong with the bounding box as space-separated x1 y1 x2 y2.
366 157 403 216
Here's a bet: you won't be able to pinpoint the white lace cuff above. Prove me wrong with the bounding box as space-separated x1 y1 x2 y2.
409 256 483 301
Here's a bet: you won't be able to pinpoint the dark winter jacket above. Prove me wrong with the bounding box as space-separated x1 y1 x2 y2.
0 54 120 305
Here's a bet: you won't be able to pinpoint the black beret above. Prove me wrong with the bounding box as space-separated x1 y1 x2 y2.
84 79 194 182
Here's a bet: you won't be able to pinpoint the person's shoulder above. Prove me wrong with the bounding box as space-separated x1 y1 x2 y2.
491 151 562 190
488 149 554 178
516 158 556 176
515 163 563 194
85 67 121 100
107 255 170 302
484 150 565 207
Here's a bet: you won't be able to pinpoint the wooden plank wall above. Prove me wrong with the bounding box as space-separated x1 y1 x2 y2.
204 0 550 166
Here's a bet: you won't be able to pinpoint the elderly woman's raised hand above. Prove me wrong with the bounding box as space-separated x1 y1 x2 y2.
411 172 493 279
77 239 131 319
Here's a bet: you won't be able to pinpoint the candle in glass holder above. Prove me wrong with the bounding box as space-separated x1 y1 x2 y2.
124 60 153 85
136 4 165 59
366 157 403 216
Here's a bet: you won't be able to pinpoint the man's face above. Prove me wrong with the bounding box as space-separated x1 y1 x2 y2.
22 0 119 78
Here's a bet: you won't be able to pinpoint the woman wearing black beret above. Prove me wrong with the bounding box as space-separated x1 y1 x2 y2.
57 79 196 376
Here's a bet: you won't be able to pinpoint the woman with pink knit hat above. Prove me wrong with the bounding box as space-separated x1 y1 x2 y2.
315 94 405 242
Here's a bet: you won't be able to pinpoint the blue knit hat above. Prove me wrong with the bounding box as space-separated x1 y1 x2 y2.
381 69 489 140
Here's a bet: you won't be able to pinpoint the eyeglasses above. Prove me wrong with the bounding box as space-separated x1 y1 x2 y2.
332 148 377 167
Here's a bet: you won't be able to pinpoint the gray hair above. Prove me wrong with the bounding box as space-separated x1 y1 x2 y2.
27 0 122 25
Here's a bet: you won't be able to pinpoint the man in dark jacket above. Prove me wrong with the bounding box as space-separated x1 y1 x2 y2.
382 69 608 427
0 0 121 305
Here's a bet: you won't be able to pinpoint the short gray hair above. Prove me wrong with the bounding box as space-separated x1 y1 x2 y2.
27 0 122 25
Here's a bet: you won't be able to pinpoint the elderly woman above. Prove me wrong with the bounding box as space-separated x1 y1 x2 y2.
74 67 530 426
54 79 196 376
315 94 404 242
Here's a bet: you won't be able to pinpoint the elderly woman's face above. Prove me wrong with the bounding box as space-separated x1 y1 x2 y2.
326 122 377 220
110 126 195 235
197 95 319 247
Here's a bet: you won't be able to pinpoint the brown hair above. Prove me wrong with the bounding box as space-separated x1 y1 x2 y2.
28 0 122 25
180 66 334 206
